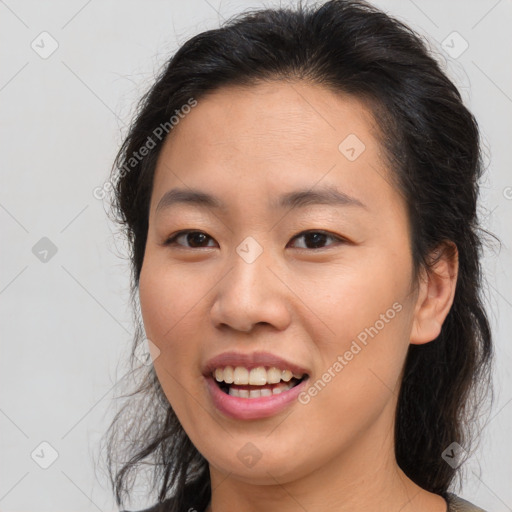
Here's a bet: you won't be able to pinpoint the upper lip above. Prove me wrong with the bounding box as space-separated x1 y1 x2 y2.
203 351 310 377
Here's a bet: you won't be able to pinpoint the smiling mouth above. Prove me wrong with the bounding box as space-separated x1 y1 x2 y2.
217 378 304 398
212 366 309 398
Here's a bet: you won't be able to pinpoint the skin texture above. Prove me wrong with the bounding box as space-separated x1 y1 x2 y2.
138 81 458 512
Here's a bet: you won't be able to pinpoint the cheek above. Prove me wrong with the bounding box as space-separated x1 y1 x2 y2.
138 255 203 343
138 255 220 426
301 252 411 346
302 254 412 414
139 258 176 339
138 259 197 392
298 310 409 461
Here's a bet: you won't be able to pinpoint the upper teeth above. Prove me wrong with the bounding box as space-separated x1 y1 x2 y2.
214 366 304 385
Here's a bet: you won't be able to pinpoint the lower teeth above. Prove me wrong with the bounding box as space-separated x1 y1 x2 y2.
225 379 299 398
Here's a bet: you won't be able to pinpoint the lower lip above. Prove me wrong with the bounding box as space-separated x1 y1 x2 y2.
205 376 308 420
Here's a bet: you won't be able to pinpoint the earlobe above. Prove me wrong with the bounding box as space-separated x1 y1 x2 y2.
410 241 459 345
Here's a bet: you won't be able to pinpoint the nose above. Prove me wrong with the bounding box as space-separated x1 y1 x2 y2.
210 243 292 334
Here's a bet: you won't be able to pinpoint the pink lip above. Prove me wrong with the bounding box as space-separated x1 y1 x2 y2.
203 350 309 376
205 375 309 420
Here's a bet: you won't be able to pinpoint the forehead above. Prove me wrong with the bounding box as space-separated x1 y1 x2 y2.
151 80 400 217
161 81 377 162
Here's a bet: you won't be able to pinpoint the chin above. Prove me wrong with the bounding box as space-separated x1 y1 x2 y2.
200 435 316 485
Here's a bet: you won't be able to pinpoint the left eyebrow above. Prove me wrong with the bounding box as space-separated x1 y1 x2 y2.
155 184 367 214
271 185 367 210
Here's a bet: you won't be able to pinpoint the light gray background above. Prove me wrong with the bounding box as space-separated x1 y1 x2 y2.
1 1 511 511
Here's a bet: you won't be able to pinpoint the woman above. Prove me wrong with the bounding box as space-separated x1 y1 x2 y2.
102 1 495 511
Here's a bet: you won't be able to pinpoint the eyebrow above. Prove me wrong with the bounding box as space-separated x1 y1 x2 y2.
155 185 367 214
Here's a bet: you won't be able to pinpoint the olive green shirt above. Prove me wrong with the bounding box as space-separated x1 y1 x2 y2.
125 492 489 512
446 492 488 511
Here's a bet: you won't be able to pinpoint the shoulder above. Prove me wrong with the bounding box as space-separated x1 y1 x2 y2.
122 493 490 512
120 498 173 512
120 476 209 512
120 497 203 512
446 492 489 512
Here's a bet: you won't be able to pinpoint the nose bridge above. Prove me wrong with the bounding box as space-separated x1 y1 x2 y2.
211 235 290 332
232 235 272 298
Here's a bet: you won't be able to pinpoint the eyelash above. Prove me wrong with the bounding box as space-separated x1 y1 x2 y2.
163 229 346 251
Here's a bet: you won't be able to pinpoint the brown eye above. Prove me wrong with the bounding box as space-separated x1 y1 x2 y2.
164 230 217 248
163 229 344 250
288 230 344 250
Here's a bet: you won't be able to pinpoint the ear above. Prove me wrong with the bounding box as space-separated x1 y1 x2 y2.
410 241 459 345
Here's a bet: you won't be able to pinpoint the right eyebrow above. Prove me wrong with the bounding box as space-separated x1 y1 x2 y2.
155 184 367 215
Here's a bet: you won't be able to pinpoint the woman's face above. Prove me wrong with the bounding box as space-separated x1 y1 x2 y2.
139 81 422 484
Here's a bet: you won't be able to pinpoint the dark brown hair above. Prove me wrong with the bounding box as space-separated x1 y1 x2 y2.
101 1 497 510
